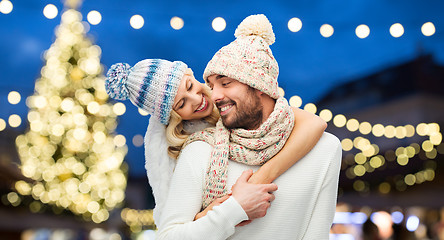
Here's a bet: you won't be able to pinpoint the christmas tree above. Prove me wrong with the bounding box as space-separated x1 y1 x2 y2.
14 0 127 223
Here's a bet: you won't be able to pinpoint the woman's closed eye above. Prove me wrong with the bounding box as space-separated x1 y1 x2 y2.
177 99 185 109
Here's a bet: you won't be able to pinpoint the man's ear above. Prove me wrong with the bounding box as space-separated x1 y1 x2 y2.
255 89 264 97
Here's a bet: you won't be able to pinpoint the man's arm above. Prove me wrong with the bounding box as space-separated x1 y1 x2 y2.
157 141 276 240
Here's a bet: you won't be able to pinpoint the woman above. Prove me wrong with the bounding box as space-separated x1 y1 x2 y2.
105 58 326 226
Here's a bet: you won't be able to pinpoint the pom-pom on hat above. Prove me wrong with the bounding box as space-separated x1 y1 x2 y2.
105 59 188 125
203 14 280 99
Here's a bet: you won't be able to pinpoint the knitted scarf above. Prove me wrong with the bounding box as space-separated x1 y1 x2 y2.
184 97 295 208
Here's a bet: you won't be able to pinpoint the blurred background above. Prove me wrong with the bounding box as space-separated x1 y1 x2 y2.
0 0 443 239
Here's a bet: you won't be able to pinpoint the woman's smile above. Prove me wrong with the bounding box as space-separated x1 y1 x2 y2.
195 95 208 113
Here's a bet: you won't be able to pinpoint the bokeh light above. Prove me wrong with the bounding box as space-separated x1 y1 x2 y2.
132 134 144 147
371 211 393 239
87 10 102 25
212 17 226 32
406 215 420 232
359 122 372 135
170 16 184 30
421 22 435 36
43 4 58 19
130 15 144 29
8 91 21 104
391 211 404 224
378 182 391 194
138 108 149 116
333 114 346 128
351 212 368 224
288 17 302 32
390 23 404 38
114 135 127 147
346 119 359 132
355 24 370 38
8 114 21 128
320 24 334 38
289 96 302 108
278 87 285 97
113 102 126 115
0 0 13 14
0 118 6 131
319 109 333 122
341 138 353 151
303 103 317 114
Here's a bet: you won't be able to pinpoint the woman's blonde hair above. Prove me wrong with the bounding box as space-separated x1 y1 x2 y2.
165 69 219 159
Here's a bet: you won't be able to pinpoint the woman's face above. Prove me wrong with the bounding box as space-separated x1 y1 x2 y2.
172 72 214 121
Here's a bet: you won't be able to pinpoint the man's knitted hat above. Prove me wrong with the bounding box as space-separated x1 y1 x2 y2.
105 59 188 125
203 14 280 99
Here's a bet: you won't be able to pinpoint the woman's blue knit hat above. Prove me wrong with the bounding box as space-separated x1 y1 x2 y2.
105 59 188 125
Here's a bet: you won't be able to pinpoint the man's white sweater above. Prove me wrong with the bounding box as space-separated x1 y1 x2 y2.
157 132 342 240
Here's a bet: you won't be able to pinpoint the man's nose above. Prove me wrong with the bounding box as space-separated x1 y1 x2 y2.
211 85 223 103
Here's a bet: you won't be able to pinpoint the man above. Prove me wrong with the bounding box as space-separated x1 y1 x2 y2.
157 14 342 239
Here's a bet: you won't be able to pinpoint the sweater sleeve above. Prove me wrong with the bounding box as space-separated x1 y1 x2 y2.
144 117 176 226
302 134 342 239
156 141 248 240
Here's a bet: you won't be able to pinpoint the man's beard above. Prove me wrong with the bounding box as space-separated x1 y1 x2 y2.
218 88 263 130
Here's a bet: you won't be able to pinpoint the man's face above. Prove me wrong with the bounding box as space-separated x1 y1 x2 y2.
207 75 263 130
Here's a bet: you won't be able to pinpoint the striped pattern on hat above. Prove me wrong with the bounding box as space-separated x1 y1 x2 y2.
106 59 188 125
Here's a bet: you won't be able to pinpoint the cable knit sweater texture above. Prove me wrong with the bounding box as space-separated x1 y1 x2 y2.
157 132 342 240
144 118 213 226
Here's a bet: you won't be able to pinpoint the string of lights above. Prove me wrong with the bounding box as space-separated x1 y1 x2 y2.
0 0 438 38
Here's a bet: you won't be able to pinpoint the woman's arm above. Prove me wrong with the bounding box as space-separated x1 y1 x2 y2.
248 107 327 184
194 195 230 220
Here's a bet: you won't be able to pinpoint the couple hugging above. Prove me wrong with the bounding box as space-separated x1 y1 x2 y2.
105 14 342 240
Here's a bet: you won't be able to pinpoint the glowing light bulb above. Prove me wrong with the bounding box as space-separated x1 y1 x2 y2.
333 114 346 128
0 0 13 14
170 16 184 30
319 109 332 122
87 10 102 25
138 108 149 116
43 4 58 19
303 103 317 114
278 87 285 97
8 114 21 128
289 96 302 108
113 102 126 115
288 18 302 32
355 24 370 39
8 91 21 104
212 17 226 32
0 118 6 131
130 15 144 29
390 23 404 38
406 216 420 232
320 24 334 38
391 211 404 224
421 22 435 36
